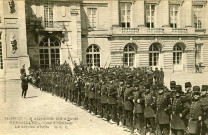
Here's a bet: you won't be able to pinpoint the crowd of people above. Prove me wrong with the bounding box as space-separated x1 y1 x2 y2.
23 62 208 135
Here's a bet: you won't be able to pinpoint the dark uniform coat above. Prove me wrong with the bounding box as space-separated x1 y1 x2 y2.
88 83 95 99
108 83 117 105
101 83 108 104
134 91 144 114
144 92 155 118
156 92 171 124
124 87 134 110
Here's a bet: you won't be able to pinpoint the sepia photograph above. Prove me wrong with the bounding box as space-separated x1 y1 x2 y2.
0 0 208 135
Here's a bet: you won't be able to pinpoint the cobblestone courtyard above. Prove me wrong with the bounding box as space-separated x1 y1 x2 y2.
0 72 208 135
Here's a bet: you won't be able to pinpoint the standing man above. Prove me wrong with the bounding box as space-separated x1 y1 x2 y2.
20 73 28 98
188 86 203 135
155 83 171 135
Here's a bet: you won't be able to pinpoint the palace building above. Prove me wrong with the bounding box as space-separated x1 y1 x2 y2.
0 0 208 79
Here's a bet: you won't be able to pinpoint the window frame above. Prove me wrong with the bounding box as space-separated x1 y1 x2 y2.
86 44 100 67
145 3 156 28
170 4 180 28
44 4 54 28
120 2 132 28
193 5 203 29
149 44 160 66
39 37 60 69
87 8 98 29
173 44 183 65
123 44 136 67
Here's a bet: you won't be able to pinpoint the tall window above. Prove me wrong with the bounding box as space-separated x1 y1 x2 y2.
170 5 179 28
86 45 100 67
39 37 60 68
0 33 3 69
120 2 132 28
173 44 183 65
149 44 160 66
123 44 135 67
44 4 53 28
146 4 155 28
193 5 203 28
87 8 97 28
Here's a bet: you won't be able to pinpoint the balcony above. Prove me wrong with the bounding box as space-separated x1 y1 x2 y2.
172 28 187 34
146 28 164 34
122 28 139 34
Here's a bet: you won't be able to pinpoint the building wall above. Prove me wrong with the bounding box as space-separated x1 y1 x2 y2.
26 0 81 69
0 0 30 79
81 0 208 73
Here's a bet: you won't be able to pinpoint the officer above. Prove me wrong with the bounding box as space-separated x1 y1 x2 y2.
20 73 29 98
144 83 156 134
83 74 90 110
123 75 135 133
133 80 145 135
154 67 160 85
171 85 188 135
188 86 203 135
200 85 208 135
170 81 176 92
117 75 125 126
155 83 171 135
107 74 118 124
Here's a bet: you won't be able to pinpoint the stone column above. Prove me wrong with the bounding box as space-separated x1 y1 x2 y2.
161 0 169 27
183 0 193 27
112 0 119 26
137 0 145 27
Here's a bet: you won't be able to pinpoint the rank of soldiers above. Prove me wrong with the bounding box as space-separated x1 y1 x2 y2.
38 63 208 135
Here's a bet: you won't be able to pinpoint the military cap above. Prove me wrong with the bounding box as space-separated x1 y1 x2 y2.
193 86 200 94
170 81 176 89
175 85 182 92
201 85 208 91
108 75 114 81
185 82 192 88
134 81 140 87
145 83 150 89
158 82 163 89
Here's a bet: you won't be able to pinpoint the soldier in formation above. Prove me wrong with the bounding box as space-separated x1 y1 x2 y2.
39 63 208 135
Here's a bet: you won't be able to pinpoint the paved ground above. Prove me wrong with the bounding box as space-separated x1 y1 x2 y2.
0 72 208 135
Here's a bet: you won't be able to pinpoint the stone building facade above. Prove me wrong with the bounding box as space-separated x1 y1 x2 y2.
1 0 208 79
0 0 29 79
81 0 208 73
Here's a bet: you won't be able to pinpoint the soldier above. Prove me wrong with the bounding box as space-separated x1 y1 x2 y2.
184 82 192 131
88 75 95 114
144 83 156 134
188 86 203 135
154 67 160 85
107 75 118 124
117 75 125 126
155 83 171 135
123 75 134 133
83 74 90 110
171 85 189 135
133 81 145 135
200 85 208 135
159 68 164 84
101 76 108 120
94 75 101 116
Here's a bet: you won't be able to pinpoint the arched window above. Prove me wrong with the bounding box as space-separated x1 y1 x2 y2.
173 44 183 65
124 44 136 67
86 44 100 67
149 44 160 66
39 37 60 69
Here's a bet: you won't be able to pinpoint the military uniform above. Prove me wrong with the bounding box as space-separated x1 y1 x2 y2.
133 81 145 135
117 76 125 125
188 86 203 135
144 83 156 134
107 75 118 123
155 83 171 135
101 77 108 119
123 76 135 133
171 85 189 135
